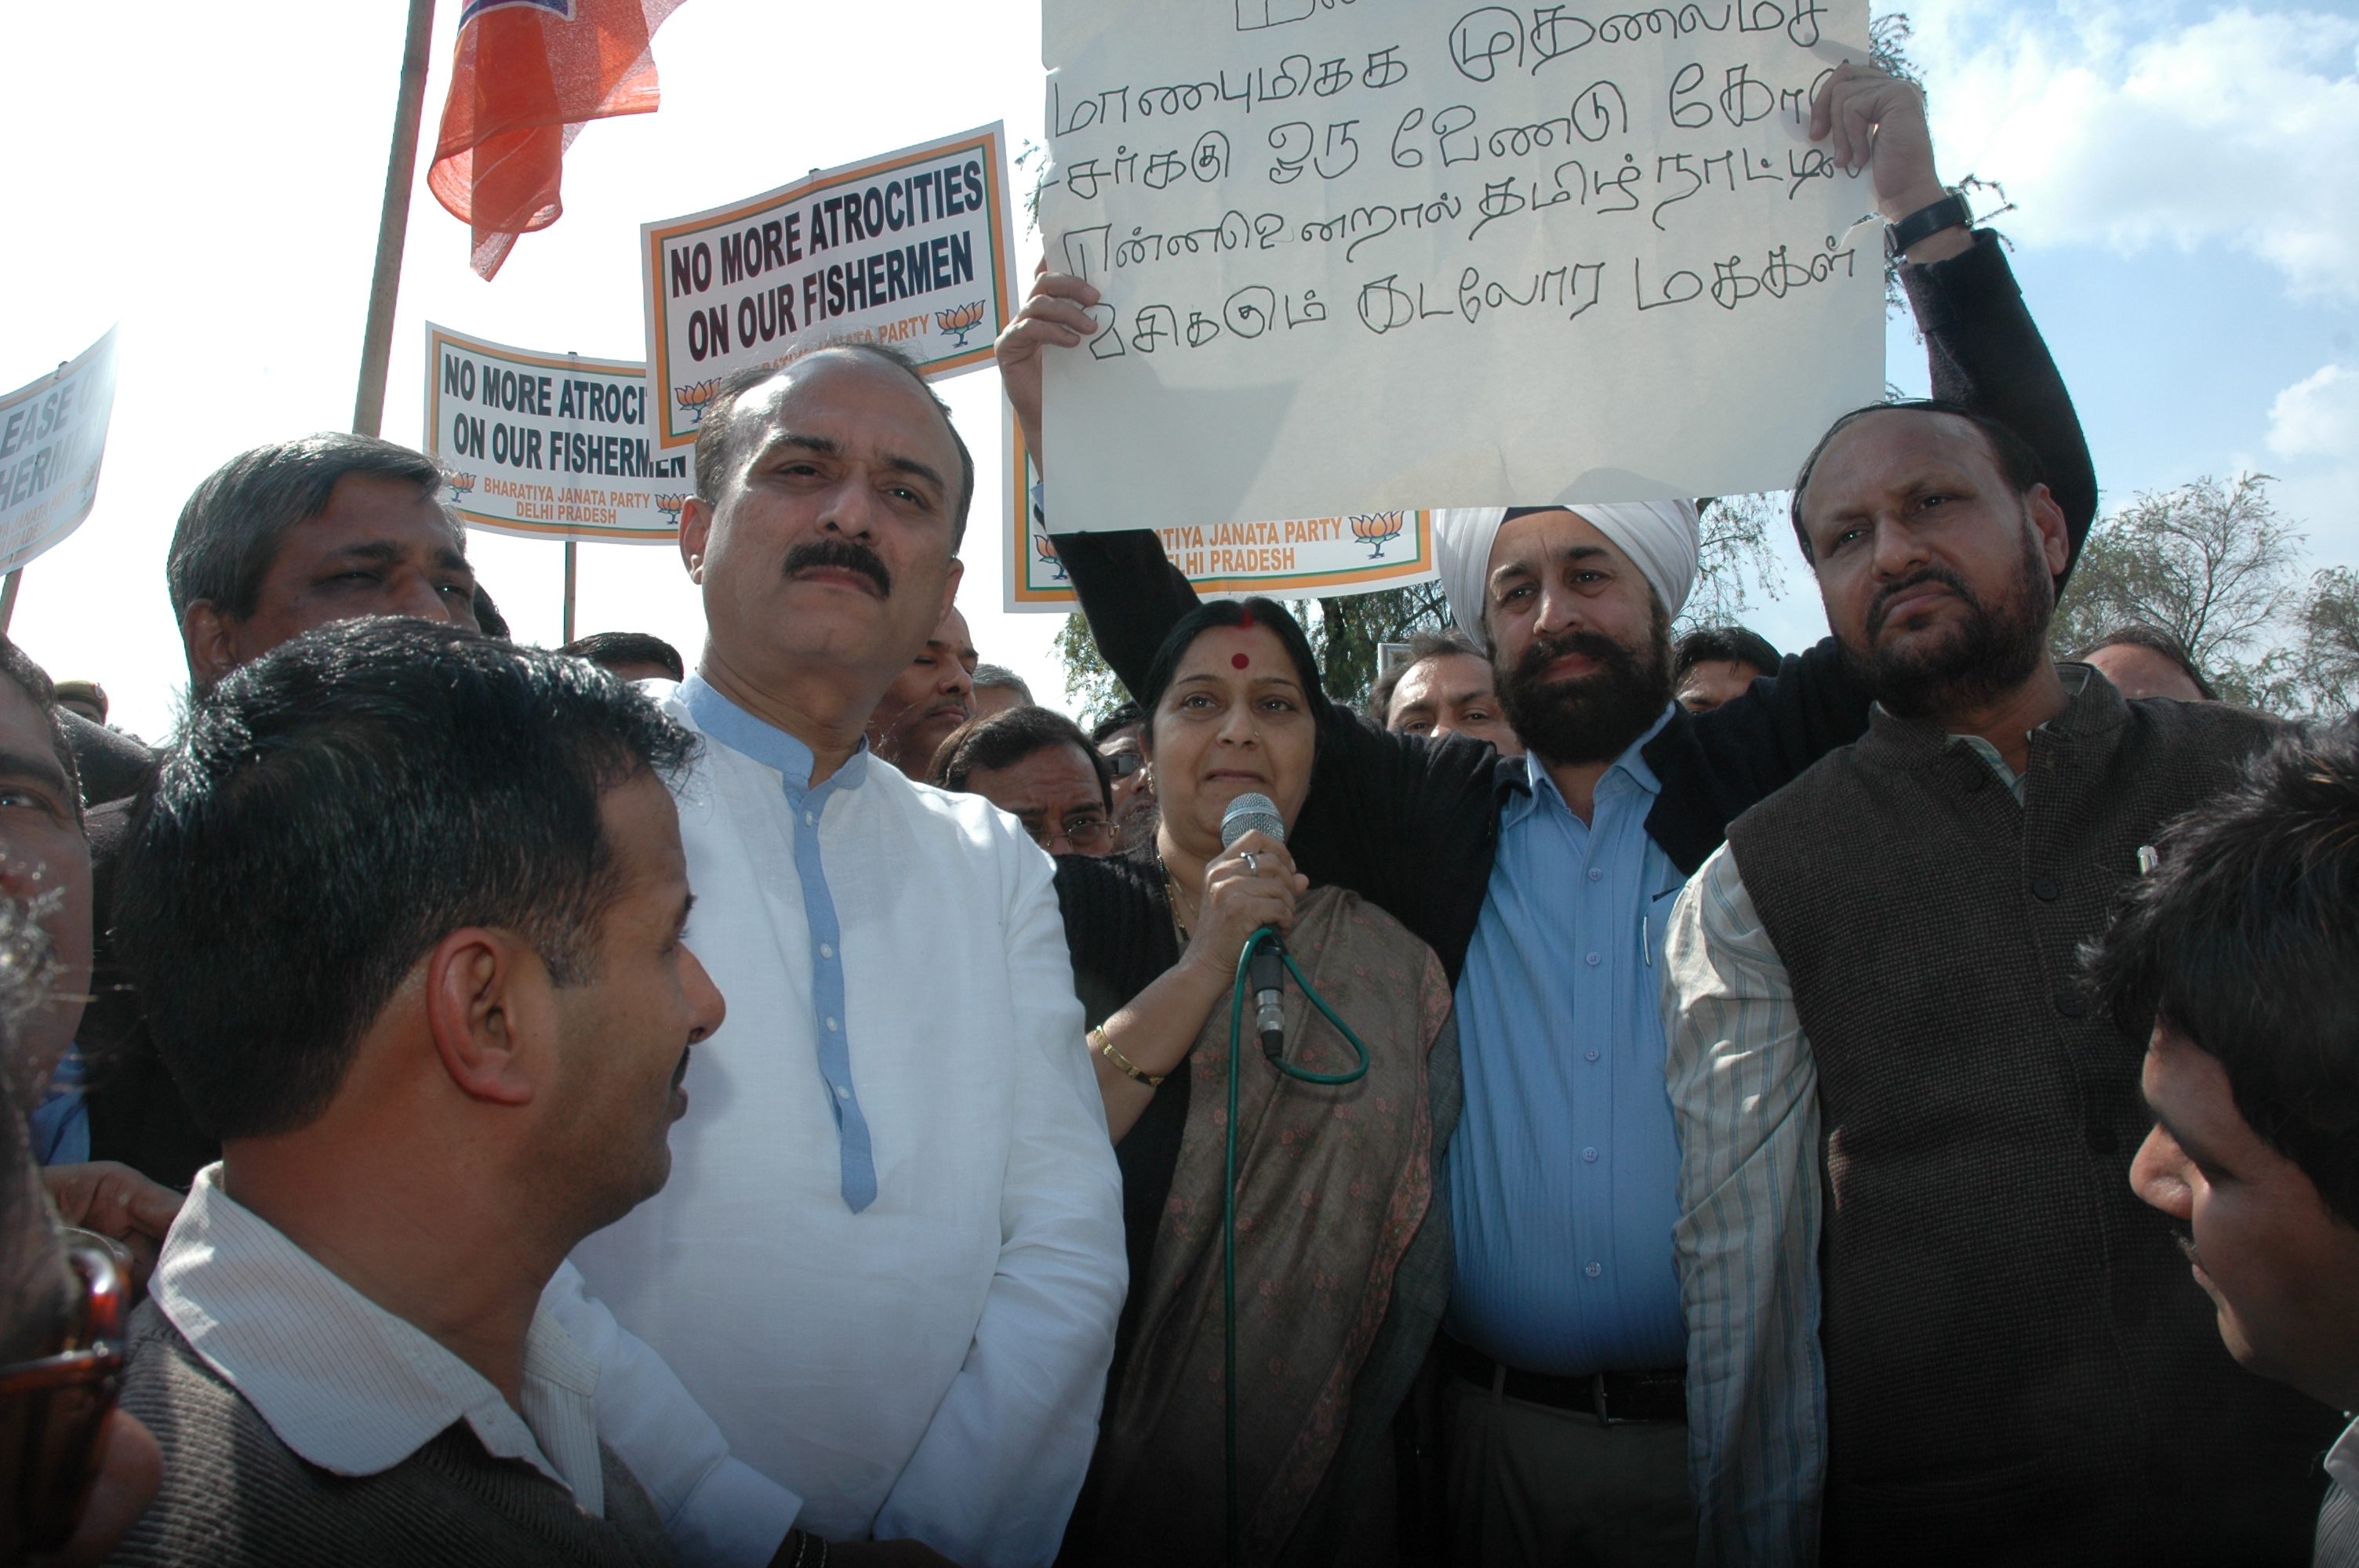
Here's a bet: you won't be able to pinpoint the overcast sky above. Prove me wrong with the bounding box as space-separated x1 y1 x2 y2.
5 0 2355 739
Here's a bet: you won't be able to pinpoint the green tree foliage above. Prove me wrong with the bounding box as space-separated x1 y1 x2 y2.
1054 610 1129 726
2050 473 2307 710
2295 567 2359 719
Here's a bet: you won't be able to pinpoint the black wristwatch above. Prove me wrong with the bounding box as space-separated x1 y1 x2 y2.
1885 191 1972 259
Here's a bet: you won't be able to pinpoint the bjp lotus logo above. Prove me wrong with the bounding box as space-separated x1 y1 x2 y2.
445 472 476 501
1350 512 1405 559
654 494 689 521
936 299 988 348
1034 533 1067 581
676 379 720 426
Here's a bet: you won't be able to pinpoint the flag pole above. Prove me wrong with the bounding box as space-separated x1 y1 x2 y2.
563 541 578 643
354 0 438 437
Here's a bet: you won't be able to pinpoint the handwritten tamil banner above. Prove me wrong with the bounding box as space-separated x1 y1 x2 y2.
1038 0 1883 532
1005 397 1435 611
0 328 118 576
423 323 690 543
642 124 1020 456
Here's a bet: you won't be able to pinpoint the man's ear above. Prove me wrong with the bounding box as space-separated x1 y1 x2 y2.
2026 483 2071 579
679 498 715 584
423 927 547 1108
938 558 965 623
181 602 242 688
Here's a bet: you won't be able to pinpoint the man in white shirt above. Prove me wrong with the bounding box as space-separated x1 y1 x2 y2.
2084 720 2359 1567
569 343 1126 1567
106 617 732 1565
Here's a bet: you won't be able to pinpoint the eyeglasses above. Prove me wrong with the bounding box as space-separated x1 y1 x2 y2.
1101 750 1145 779
1021 813 1114 853
1 1231 128 1559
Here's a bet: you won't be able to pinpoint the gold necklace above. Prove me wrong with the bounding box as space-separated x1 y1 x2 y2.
1158 853 1194 946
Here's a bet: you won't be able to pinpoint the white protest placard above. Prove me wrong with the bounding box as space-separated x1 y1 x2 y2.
423 324 691 543
642 124 1021 454
0 328 118 576
1005 397 1437 610
1038 0 1884 532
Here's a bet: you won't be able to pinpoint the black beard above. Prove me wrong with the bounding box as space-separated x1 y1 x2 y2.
1496 615 1674 767
782 535 892 598
1842 524 2053 719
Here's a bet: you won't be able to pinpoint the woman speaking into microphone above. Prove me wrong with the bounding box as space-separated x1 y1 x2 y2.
1049 597 1461 1567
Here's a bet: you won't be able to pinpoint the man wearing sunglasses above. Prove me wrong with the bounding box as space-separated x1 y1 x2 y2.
3 895 160 1566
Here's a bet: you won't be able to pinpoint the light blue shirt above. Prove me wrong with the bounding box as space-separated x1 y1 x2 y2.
679 675 878 1212
31 1046 88 1167
1447 704 1691 1377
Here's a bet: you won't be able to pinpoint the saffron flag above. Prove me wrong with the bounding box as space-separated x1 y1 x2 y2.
429 0 686 280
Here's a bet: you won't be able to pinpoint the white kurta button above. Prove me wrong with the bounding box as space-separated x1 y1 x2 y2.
836 1085 850 1099
826 1017 839 1032
820 943 834 959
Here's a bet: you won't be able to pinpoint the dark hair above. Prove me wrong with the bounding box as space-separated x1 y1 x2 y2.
1367 628 1488 726
0 639 81 820
471 584 511 641
926 706 1112 810
1674 626 1785 684
2084 720 2359 1227
115 617 699 1141
692 343 976 548
2072 623 2218 702
562 631 685 683
1787 400 2048 564
167 434 455 621
1089 702 1144 746
1135 598 1329 750
972 663 1033 702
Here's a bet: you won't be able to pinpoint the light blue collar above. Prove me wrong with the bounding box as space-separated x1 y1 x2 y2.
679 674 872 797
1506 701 1676 826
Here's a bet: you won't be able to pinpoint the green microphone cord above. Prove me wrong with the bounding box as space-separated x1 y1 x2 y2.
1223 927 1371 1566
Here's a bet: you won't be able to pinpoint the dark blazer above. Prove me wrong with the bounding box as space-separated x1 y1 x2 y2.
1049 231 2096 983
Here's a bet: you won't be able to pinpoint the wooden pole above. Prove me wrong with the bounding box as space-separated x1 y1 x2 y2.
353 0 438 437
0 569 21 636
562 541 578 644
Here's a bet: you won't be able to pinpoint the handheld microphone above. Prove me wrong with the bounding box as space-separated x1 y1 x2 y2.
1221 793 1290 1062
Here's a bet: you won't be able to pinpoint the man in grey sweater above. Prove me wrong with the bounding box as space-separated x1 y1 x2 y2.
103 619 726 1567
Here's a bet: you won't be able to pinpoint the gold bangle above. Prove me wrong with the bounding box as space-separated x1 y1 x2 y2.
1092 1025 1165 1087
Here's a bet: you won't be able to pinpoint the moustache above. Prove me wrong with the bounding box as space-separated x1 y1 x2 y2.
1511 627 1641 686
782 537 892 599
1867 564 1979 640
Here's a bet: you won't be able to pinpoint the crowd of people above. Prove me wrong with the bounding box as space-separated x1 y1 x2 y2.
5 58 2358 1568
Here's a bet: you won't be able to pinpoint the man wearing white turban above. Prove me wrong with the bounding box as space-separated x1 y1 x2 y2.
998 62 2097 1567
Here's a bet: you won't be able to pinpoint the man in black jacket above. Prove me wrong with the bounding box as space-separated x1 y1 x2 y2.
1000 62 2094 1565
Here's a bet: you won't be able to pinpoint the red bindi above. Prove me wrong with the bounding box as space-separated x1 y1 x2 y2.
1231 652 1250 669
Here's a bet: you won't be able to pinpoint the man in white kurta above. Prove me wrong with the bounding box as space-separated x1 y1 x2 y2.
567 344 1125 1568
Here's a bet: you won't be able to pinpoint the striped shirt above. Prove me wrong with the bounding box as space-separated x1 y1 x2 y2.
152 1165 609 1514
1662 735 2035 1565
